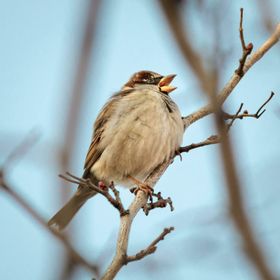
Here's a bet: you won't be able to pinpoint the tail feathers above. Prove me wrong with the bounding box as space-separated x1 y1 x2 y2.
48 187 96 230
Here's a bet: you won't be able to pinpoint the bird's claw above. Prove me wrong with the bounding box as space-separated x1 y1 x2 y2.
134 183 154 202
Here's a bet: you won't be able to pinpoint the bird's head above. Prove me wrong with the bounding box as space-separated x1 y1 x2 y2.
122 70 177 94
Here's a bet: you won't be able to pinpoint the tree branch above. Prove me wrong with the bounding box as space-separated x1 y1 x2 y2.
212 111 276 280
223 91 275 121
180 135 220 153
183 23 280 127
142 191 174 216
58 165 175 279
60 172 129 217
125 227 174 264
203 20 276 280
180 91 274 154
100 13 280 279
101 161 172 280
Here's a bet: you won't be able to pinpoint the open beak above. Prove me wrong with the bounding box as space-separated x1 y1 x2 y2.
159 74 177 94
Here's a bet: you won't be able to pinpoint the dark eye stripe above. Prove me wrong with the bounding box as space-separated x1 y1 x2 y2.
153 76 162 84
146 76 162 85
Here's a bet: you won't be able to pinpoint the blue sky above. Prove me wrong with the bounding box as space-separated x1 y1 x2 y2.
0 1 279 279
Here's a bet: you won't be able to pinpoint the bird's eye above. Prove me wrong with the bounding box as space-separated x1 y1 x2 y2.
153 76 163 84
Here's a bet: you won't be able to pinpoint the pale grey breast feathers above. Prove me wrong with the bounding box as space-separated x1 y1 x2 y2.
84 87 184 187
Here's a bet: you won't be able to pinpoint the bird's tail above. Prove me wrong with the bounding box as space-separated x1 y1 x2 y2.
48 186 97 230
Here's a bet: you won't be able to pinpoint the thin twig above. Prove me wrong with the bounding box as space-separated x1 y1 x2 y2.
225 103 244 131
179 105 244 154
179 135 220 154
109 182 130 216
142 192 174 216
60 172 129 216
223 92 275 121
255 91 275 116
125 227 174 264
239 8 246 50
235 8 254 77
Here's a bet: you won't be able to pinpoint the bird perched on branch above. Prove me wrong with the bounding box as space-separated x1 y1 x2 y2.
48 70 184 230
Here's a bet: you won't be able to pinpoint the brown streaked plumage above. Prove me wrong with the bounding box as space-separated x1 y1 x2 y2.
48 70 184 230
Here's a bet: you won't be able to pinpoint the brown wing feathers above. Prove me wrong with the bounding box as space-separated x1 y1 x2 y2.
83 89 135 178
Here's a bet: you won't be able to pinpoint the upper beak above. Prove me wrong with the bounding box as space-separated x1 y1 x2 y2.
159 74 177 94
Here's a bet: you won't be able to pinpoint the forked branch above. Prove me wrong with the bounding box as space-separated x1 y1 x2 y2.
125 227 174 264
180 91 274 154
60 172 129 216
223 91 275 121
142 192 174 216
183 22 280 126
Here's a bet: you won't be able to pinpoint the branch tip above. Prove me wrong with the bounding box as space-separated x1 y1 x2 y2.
125 226 174 264
235 8 253 77
223 91 275 121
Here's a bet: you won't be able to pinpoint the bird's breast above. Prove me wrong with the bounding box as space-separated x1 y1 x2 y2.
91 89 184 187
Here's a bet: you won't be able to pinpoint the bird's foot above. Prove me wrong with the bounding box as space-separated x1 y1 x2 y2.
134 183 154 199
128 175 154 201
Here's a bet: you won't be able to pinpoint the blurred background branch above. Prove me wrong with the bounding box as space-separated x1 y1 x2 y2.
159 0 211 94
0 140 99 277
58 1 102 279
160 1 278 279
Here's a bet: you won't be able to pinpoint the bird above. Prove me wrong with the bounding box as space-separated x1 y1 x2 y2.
48 70 184 230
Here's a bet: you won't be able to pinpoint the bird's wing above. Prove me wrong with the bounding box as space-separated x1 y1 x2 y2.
83 98 116 175
83 89 133 177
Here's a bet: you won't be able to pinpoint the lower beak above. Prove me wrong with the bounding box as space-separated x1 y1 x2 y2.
159 74 177 94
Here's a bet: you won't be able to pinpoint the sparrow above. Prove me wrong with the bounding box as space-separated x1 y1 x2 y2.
48 70 184 230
